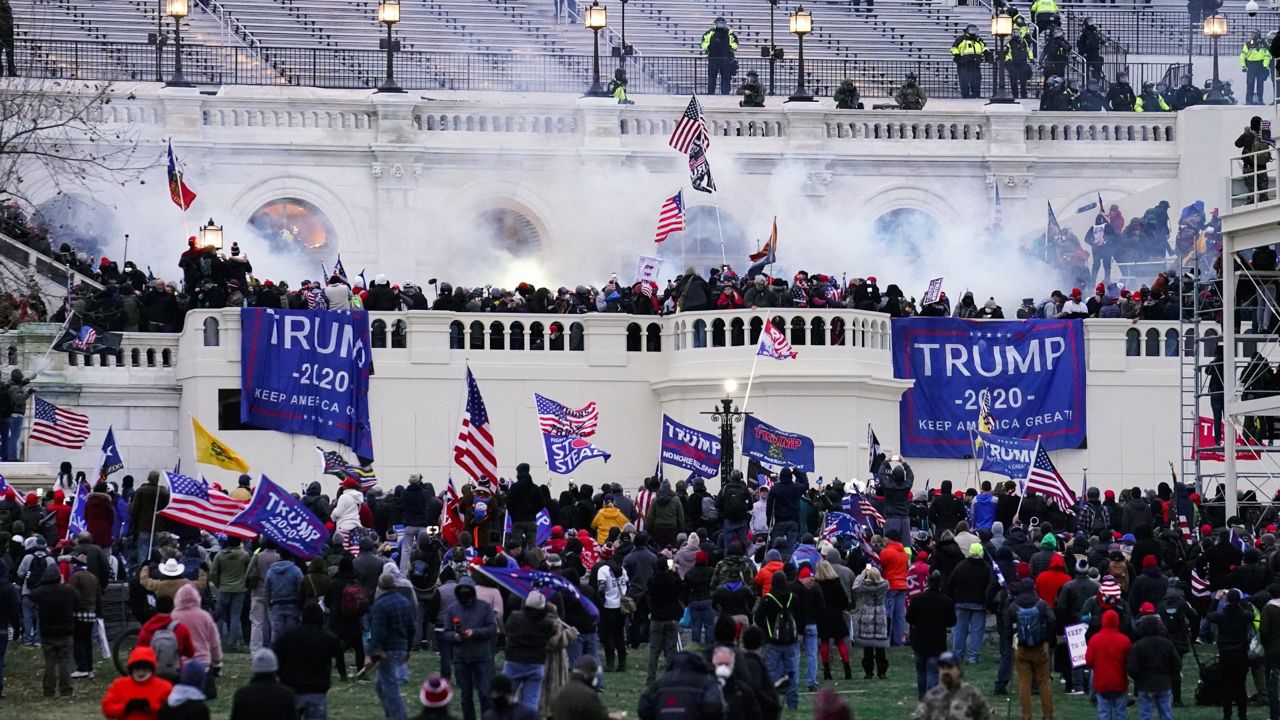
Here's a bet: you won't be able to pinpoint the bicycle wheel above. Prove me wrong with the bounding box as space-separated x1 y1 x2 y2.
111 627 140 676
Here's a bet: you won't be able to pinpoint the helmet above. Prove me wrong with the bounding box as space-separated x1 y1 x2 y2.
965 23 978 33
905 72 917 81
1142 81 1154 91
1083 17 1094 26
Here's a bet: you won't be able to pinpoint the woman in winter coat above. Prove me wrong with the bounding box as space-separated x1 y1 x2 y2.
331 480 365 537
815 560 852 680
302 557 331 605
324 555 367 669
85 482 117 548
851 565 890 679
674 533 700 579
539 602 578 720
171 584 222 684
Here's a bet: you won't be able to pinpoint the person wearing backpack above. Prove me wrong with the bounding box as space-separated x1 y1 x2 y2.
324 555 367 671
755 569 800 711
1005 578 1055 720
17 535 49 646
718 473 752 552
637 651 725 720
30 564 76 696
137 595 196 683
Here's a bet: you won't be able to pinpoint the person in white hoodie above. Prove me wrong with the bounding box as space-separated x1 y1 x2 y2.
331 478 364 538
749 484 771 547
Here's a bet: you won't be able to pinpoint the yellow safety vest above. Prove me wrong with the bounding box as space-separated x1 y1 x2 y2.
951 37 988 58
1030 0 1058 15
1242 40 1270 67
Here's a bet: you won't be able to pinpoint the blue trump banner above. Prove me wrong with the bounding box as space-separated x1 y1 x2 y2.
977 431 1039 478
543 434 612 475
66 481 88 540
240 308 374 459
535 508 553 546
473 564 599 618
891 318 1086 458
660 415 721 479
231 475 331 559
742 415 815 471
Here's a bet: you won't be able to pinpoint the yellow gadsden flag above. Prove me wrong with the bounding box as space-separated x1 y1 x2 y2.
192 417 250 473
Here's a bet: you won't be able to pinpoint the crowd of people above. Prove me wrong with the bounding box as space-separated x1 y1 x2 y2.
0 457 1277 720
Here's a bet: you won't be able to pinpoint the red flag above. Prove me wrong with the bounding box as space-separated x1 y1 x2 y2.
167 140 197 211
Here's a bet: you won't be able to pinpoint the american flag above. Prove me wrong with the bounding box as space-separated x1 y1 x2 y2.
1190 568 1210 598
1024 441 1077 514
316 446 377 492
440 476 465 546
158 471 256 539
757 321 797 360
1178 514 1196 545
653 191 686 244
757 474 773 490
535 393 599 437
977 389 995 434
634 486 655 532
343 532 361 557
454 368 497 484
305 287 322 310
668 95 710 154
29 397 91 450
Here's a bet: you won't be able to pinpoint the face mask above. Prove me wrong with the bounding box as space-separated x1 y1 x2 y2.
715 665 733 679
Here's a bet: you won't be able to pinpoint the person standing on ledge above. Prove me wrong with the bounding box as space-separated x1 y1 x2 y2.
701 16 739 96
0 0 15 77
950 24 990 99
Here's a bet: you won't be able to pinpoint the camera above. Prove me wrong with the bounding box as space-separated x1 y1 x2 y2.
427 525 440 535
1247 0 1259 16
452 617 463 634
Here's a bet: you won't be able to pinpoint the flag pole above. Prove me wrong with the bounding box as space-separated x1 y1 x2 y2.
1014 437 1040 521
967 425 983 490
712 195 727 268
737 349 762 474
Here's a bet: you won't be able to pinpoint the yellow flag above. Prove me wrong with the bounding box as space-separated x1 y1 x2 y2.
192 417 250 473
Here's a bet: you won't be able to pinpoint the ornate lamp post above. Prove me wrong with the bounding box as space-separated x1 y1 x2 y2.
703 379 750 484
199 218 224 250
787 6 815 102
377 0 406 93
1203 14 1229 104
165 0 193 88
584 0 609 96
989 12 1015 104
761 0 784 96
610 0 634 69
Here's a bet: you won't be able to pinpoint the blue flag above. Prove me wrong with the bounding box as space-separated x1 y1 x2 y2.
535 508 553 546
65 481 89 540
231 475 331 559
0 475 10 495
503 510 512 543
821 511 859 541
100 427 124 478
543 434 611 475
741 415 815 471
976 431 1039 479
473 564 599 618
659 415 721 479
790 543 822 571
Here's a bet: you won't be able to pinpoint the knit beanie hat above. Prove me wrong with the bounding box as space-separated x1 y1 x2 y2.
420 674 453 708
251 649 279 674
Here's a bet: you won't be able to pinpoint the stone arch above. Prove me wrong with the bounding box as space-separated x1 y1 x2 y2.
202 317 220 346
226 175 361 261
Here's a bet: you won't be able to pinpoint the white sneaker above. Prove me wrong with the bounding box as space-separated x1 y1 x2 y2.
70 671 90 679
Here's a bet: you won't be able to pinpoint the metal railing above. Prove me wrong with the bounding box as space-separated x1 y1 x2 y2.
1063 9 1280 56
1229 146 1279 209
6 39 1191 99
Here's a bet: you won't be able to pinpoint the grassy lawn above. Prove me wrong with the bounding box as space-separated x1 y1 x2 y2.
0 641 1237 719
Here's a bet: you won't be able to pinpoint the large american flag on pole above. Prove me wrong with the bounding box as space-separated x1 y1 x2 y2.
758 321 798 360
159 471 256 539
1024 440 1077 513
29 397 91 449
454 367 497 483
535 393 599 437
653 191 686 244
668 96 710 154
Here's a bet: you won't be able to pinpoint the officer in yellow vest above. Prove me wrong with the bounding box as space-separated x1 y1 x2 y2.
701 16 740 95
1241 30 1271 105
950 24 990 99
1029 0 1059 35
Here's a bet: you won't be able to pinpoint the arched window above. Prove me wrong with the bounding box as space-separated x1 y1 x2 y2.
530 322 545 350
711 319 726 348
810 317 826 346
509 321 525 350
646 323 662 352
1144 328 1160 357
692 319 708 349
146 349 157 367
469 321 485 350
246 198 335 256
830 317 846 346
627 323 642 352
202 317 220 346
489 322 505 350
130 348 141 367
730 318 746 346
790 317 806 346
391 320 407 348
873 208 941 258
1125 328 1140 356
569 322 585 352
749 317 764 345
475 208 543 256
5 347 15 366
1164 328 1179 357
549 323 565 351
162 349 172 367
449 321 464 350
371 319 388 348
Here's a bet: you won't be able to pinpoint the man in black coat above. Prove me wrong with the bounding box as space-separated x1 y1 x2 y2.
906 570 956 699
230 649 298 720
272 603 347 717
928 481 966 537
877 458 914 542
765 468 803 550
944 546 992 664
502 591 557 710
637 651 724 720
399 474 435 572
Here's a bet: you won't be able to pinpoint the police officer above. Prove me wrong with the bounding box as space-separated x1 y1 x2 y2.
1107 70 1136 111
1241 30 1271 105
701 16 739 95
1076 79 1106 111
894 72 927 109
1029 0 1059 36
1170 74 1202 110
607 68 635 104
736 70 764 107
833 79 863 109
1135 81 1171 112
1005 29 1035 99
0 0 14 77
950 24 990 99
1039 76 1071 110
1076 18 1104 83
1041 27 1071 81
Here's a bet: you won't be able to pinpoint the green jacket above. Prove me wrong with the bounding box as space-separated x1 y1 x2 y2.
210 546 251 593
646 491 685 530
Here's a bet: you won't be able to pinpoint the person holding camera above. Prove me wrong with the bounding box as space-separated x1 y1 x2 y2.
701 16 739 95
443 577 497 720
737 70 765 107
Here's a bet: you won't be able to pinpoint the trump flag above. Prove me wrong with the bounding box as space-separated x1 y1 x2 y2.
231 475 331 559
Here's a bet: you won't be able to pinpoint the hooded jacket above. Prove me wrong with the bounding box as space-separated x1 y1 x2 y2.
443 579 497 662
1034 554 1071 606
331 488 364 534
138 612 196 663
102 647 175 720
637 652 724 720
30 564 76 637
877 463 914 518
274 603 347 694
171 584 222 668
946 554 992 607
504 598 557 664
1127 617 1181 693
1085 610 1131 693
210 545 250 594
265 559 303 605
1127 566 1169 614
300 482 332 524
590 506 628 544
647 487 685 531
906 585 956 656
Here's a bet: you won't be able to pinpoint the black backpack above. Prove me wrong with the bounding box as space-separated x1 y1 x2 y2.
723 484 751 522
765 593 797 644
25 552 48 591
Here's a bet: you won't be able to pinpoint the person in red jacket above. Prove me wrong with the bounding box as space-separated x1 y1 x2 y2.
48 489 71 540
102 646 175 720
1086 609 1131 720
880 529 910 646
1034 554 1070 607
136 595 196 681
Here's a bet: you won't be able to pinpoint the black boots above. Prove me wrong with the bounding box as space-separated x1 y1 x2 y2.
843 662 853 680
823 664 832 681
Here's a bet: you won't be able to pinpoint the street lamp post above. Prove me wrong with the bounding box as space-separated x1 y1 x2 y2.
610 0 633 69
1204 14 1229 104
988 12 1015 104
764 0 782 96
786 6 815 102
584 0 609 97
165 0 193 88
376 0 405 93
702 379 750 484
198 218 224 250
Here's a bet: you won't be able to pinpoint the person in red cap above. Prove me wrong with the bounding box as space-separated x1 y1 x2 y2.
1128 555 1169 616
1060 288 1089 318
331 478 365 540
1087 282 1107 316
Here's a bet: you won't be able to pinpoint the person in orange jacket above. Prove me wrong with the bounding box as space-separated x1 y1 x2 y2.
754 549 786 596
102 646 174 720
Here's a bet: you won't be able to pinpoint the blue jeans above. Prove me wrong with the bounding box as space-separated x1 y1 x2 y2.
217 591 246 646
374 650 409 720
914 653 938 699
567 633 600 688
952 608 985 662
688 600 715 646
1097 691 1128 720
803 624 819 687
501 661 546 710
1137 690 1173 720
885 590 907 646
269 604 299 637
6 414 22 461
296 692 328 720
135 531 155 566
22 595 40 645
721 520 750 552
764 643 800 709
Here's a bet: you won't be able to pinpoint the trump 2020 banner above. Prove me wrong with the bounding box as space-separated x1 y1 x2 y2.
892 318 1086 458
240 308 374 459
231 475 330 559
660 415 721 479
742 415 815 471
976 431 1039 479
